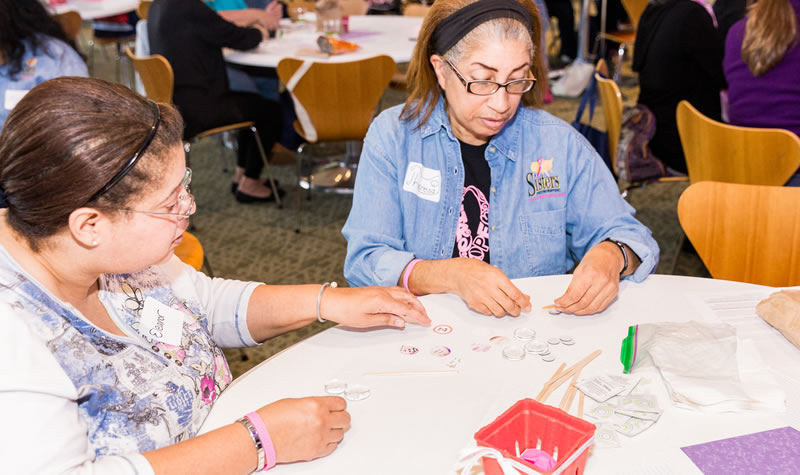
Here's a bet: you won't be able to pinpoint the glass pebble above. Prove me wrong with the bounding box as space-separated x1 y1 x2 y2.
344 384 371 401
324 379 347 395
513 327 536 341
502 345 526 360
524 340 549 354
541 354 556 362
547 338 560 345
548 308 561 315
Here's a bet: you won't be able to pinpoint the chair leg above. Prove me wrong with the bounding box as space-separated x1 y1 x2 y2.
612 43 626 84
250 125 283 209
294 142 309 234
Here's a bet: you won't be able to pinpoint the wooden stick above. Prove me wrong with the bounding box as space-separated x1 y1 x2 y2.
537 350 602 403
536 363 566 401
578 392 585 419
362 370 458 377
559 371 580 411
541 304 556 310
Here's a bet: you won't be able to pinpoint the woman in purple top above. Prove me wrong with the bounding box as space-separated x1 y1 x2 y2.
723 0 800 185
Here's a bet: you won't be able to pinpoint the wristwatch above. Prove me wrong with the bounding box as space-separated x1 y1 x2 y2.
604 239 628 276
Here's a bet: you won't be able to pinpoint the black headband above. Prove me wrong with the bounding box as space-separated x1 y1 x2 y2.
430 0 533 55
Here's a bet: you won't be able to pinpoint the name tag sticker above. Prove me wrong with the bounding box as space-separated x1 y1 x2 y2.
402 162 441 202
140 297 184 346
4 89 29 111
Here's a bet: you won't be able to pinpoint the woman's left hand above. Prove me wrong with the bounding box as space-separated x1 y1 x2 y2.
553 242 624 315
320 286 431 328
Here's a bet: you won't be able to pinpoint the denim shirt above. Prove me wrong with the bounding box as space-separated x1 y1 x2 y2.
1 36 87 129
342 99 659 287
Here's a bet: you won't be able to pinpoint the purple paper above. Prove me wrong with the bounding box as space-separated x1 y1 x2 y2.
681 426 800 475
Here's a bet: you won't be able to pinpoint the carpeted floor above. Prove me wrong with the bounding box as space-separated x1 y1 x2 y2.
86 37 708 378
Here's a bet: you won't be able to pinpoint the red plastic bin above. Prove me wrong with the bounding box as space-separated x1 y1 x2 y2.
474 398 596 475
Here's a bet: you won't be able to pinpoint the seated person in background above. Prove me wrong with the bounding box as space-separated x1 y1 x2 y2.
149 0 283 203
713 0 747 39
545 0 578 63
633 0 726 174
343 0 659 318
724 0 800 185
206 0 283 32
0 77 429 474
0 0 87 129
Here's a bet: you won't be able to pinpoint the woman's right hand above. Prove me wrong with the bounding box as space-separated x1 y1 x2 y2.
447 258 531 317
257 396 350 463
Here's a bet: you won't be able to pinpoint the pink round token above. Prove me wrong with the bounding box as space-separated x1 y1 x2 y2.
400 345 419 355
433 324 453 335
431 345 451 357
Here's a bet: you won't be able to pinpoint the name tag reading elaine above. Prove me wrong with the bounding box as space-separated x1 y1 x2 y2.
402 162 441 202
140 297 184 346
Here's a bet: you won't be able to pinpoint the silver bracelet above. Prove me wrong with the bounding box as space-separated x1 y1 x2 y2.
237 417 265 473
316 281 337 323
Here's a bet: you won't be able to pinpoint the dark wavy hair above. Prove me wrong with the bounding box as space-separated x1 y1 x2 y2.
0 0 80 79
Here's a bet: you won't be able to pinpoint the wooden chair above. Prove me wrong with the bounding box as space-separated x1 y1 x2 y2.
596 0 649 82
676 100 800 186
678 181 800 286
125 47 282 207
277 55 396 231
137 0 152 20
54 11 83 43
174 232 214 275
594 59 621 164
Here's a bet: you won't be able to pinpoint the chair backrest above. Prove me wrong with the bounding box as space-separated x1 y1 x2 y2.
594 61 622 162
404 3 431 16
676 100 800 185
124 46 174 103
277 55 396 142
287 0 317 18
340 0 368 15
137 0 152 20
54 11 83 43
678 181 800 286
620 0 649 30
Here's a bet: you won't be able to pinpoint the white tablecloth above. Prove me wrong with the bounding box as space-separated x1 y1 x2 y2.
48 0 139 20
200 275 800 474
223 15 423 68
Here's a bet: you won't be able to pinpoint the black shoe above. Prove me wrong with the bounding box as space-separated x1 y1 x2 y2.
231 179 281 195
235 187 286 204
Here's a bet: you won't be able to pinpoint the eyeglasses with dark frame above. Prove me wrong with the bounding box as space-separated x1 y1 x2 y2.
446 60 536 96
115 167 196 222
86 101 161 204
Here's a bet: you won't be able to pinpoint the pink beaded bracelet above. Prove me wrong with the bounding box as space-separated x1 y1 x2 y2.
402 258 422 293
245 411 277 471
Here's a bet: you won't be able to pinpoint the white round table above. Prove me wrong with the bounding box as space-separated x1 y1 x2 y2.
200 275 800 474
223 15 423 67
48 0 140 20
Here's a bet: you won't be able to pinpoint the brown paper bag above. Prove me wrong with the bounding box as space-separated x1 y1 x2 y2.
756 290 800 350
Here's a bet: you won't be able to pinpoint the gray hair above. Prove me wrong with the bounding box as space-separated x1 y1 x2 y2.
442 18 535 64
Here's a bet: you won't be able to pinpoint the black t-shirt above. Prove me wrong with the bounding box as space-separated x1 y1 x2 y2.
452 141 491 263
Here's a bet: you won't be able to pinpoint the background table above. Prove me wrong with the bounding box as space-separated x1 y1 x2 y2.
223 15 423 67
49 0 139 20
200 275 800 474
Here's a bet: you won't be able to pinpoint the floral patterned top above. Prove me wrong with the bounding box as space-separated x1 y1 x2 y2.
0 248 260 474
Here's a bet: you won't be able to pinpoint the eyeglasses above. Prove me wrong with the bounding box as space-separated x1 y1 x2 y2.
117 168 196 221
86 101 161 204
446 60 536 96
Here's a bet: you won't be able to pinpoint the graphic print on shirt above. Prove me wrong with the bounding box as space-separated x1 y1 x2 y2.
455 185 490 261
0 265 233 457
526 157 563 200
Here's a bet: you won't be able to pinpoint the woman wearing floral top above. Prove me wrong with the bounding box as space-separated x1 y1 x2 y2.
0 77 429 474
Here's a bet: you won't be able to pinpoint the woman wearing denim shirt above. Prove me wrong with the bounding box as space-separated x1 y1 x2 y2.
343 0 659 317
0 0 87 130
